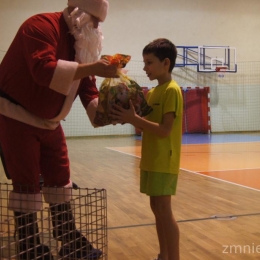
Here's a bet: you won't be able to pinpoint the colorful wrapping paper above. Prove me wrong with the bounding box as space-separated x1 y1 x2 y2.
93 54 153 127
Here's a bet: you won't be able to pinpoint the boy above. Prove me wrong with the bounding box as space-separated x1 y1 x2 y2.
110 38 183 260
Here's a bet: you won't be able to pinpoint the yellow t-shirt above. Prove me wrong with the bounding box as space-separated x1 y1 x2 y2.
140 80 183 174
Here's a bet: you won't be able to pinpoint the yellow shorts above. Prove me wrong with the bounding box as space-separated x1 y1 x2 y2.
140 170 178 196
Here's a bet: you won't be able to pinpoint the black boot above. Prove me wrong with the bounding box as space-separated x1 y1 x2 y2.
14 212 54 260
50 202 102 259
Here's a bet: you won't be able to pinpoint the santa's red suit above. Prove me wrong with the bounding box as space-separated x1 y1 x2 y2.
0 0 108 260
0 1 110 258
0 10 99 209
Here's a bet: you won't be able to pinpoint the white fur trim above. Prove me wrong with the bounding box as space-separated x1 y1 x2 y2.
48 79 80 122
0 97 59 130
8 191 43 213
68 0 109 22
86 97 98 126
49 60 78 95
0 59 79 130
0 78 80 129
42 180 73 204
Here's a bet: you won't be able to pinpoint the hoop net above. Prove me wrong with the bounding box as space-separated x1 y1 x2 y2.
216 66 227 78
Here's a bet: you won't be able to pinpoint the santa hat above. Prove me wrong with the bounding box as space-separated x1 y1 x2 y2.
68 0 109 22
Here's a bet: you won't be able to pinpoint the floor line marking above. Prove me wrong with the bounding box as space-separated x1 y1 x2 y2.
200 167 260 172
106 147 141 158
181 168 260 192
106 147 260 192
107 212 260 230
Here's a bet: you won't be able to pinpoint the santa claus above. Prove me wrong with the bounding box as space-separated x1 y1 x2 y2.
0 0 116 259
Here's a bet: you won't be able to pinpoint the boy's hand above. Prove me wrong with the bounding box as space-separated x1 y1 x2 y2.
110 100 137 124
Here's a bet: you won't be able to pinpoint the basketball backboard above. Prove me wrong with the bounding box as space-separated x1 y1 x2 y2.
198 46 237 72
176 46 237 73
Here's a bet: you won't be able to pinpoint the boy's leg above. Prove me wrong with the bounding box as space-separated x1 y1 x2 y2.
150 195 180 260
140 171 179 260
154 214 167 260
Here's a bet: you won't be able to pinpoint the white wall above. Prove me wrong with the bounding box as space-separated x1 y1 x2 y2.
104 0 260 62
0 0 259 62
0 0 260 135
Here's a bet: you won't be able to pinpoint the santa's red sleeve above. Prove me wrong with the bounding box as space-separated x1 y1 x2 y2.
78 76 99 125
20 13 78 95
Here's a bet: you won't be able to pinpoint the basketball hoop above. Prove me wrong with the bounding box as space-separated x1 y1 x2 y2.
215 66 227 78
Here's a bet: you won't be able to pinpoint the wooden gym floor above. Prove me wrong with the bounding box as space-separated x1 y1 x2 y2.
1 133 260 259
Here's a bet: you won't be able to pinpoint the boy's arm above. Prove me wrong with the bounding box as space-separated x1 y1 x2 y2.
134 112 175 138
110 100 175 138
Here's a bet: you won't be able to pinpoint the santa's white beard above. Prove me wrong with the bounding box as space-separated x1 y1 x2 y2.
69 8 103 64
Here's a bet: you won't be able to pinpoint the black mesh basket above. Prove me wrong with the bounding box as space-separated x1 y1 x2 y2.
0 183 107 260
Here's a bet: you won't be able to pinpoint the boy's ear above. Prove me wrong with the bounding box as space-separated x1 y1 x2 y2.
164 58 171 69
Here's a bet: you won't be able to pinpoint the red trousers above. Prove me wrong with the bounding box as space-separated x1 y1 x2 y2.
0 115 70 193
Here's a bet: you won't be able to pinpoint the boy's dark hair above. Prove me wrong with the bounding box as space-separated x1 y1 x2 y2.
142 38 177 72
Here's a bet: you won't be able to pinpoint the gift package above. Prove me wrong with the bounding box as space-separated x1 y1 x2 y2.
93 54 153 127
